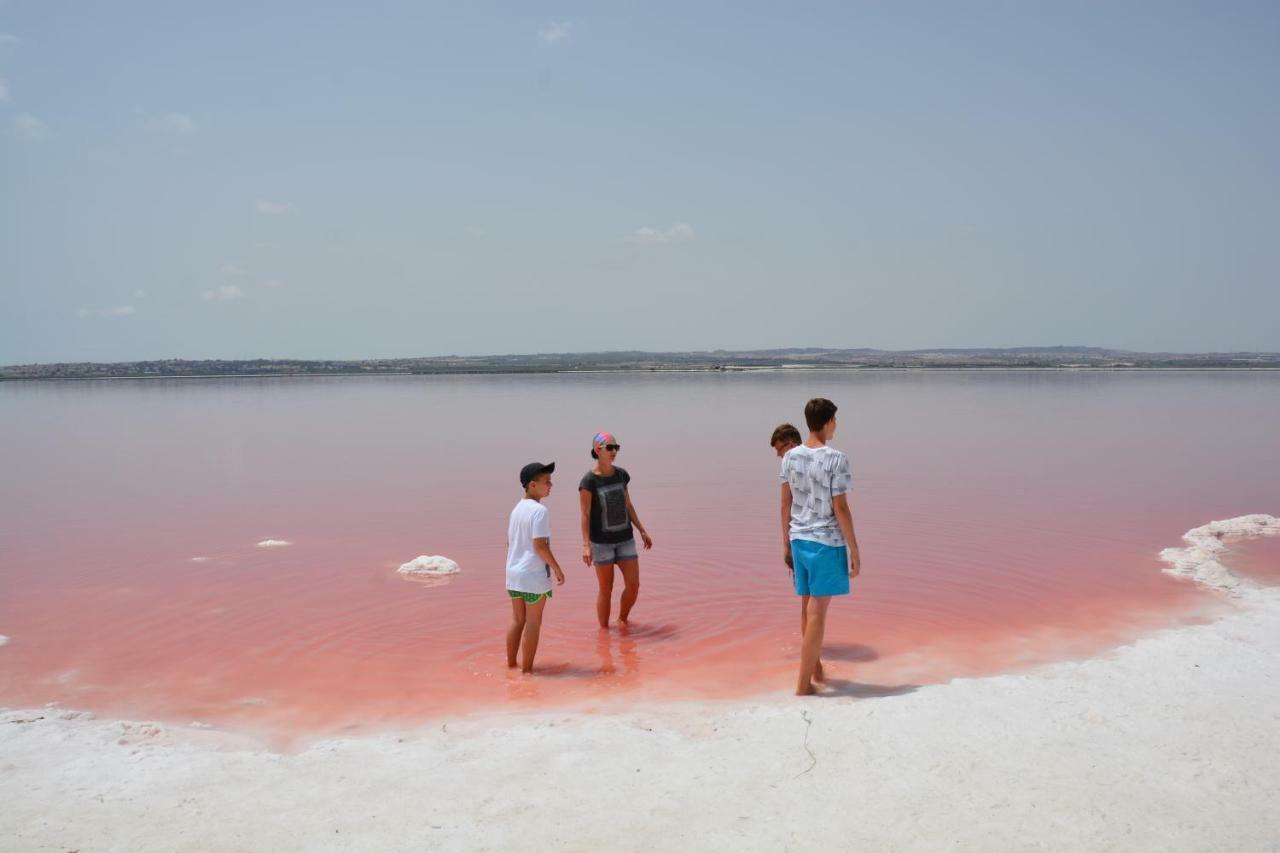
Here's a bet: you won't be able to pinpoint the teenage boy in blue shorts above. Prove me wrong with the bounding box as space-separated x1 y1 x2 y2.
779 399 862 695
771 422 826 682
506 461 566 673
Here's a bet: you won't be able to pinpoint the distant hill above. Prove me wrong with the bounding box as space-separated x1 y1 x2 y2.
2 347 1278 380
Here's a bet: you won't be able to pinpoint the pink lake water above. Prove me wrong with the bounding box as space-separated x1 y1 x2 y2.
1 370 1277 740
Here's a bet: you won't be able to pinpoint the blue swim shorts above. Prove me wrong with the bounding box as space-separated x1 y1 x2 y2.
790 539 850 597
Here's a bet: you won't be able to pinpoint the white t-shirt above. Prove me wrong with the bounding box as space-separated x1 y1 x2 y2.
506 498 553 594
780 444 852 547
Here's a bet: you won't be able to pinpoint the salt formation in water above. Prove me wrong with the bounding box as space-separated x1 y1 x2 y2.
256 539 292 548
0 635 9 647
398 555 461 577
1158 514 1280 593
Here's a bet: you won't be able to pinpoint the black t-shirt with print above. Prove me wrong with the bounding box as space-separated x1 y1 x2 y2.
579 467 633 544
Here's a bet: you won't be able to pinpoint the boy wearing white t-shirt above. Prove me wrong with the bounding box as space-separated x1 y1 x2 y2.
507 461 566 673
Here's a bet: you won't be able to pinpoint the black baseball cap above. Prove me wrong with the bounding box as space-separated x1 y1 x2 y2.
519 461 555 487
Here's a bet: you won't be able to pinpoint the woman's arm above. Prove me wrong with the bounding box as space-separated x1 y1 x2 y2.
579 488 594 566
624 489 653 549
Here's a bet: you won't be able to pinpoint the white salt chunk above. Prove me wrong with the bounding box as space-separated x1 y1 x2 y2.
398 555 461 576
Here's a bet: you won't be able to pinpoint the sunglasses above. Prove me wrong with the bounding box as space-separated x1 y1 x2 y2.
604 444 621 452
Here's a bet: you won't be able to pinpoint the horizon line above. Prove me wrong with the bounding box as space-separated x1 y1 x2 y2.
6 344 1280 371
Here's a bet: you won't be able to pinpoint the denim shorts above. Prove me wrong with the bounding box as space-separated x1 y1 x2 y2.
791 539 850 597
591 538 638 565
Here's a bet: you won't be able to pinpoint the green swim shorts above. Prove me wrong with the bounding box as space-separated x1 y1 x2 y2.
507 589 553 604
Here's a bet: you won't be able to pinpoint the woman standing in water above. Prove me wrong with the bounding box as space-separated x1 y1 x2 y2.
579 432 653 627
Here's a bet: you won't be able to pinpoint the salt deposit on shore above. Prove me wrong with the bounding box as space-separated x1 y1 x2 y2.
2 517 1277 851
256 539 292 548
1158 513 1280 593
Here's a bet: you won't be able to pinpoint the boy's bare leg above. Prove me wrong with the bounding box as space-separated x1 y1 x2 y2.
797 596 832 695
617 559 641 624
594 563 615 628
507 598 527 668
800 595 825 681
521 596 548 673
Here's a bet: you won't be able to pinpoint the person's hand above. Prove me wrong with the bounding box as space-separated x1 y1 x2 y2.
784 547 793 570
849 555 861 579
582 544 592 566
640 530 653 550
554 568 566 585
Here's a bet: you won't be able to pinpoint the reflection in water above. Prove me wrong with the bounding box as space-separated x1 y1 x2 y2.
594 627 640 680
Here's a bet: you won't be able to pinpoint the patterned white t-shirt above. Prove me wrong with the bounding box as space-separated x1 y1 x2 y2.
780 444 852 547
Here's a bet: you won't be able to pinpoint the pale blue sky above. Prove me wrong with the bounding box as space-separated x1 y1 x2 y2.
2 1 1278 362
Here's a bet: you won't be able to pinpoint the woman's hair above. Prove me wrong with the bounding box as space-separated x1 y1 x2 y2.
804 398 838 433
770 423 802 447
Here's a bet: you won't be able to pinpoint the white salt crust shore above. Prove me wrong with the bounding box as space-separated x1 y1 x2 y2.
3 517 1278 852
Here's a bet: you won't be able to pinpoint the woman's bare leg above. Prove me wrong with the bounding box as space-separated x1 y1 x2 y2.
521 596 548 673
800 595 824 681
617 559 640 624
797 596 832 695
594 563 615 628
507 598 527 668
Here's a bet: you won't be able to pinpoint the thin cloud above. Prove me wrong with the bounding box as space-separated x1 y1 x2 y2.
146 112 195 134
0 34 20 47
260 278 285 289
627 222 696 245
0 77 10 102
221 263 247 277
133 289 147 299
77 305 137 318
255 199 295 215
14 114 47 141
200 284 246 302
539 21 573 44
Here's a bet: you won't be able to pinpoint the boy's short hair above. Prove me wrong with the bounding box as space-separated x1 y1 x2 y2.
804 398 838 433
770 423 802 448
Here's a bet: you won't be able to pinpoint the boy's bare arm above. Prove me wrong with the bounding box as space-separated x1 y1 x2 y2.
624 489 653 549
780 483 793 561
578 489 593 565
832 494 861 578
532 537 565 584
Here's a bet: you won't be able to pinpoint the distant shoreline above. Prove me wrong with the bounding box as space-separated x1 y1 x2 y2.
4 365 1280 383
4 346 1279 381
